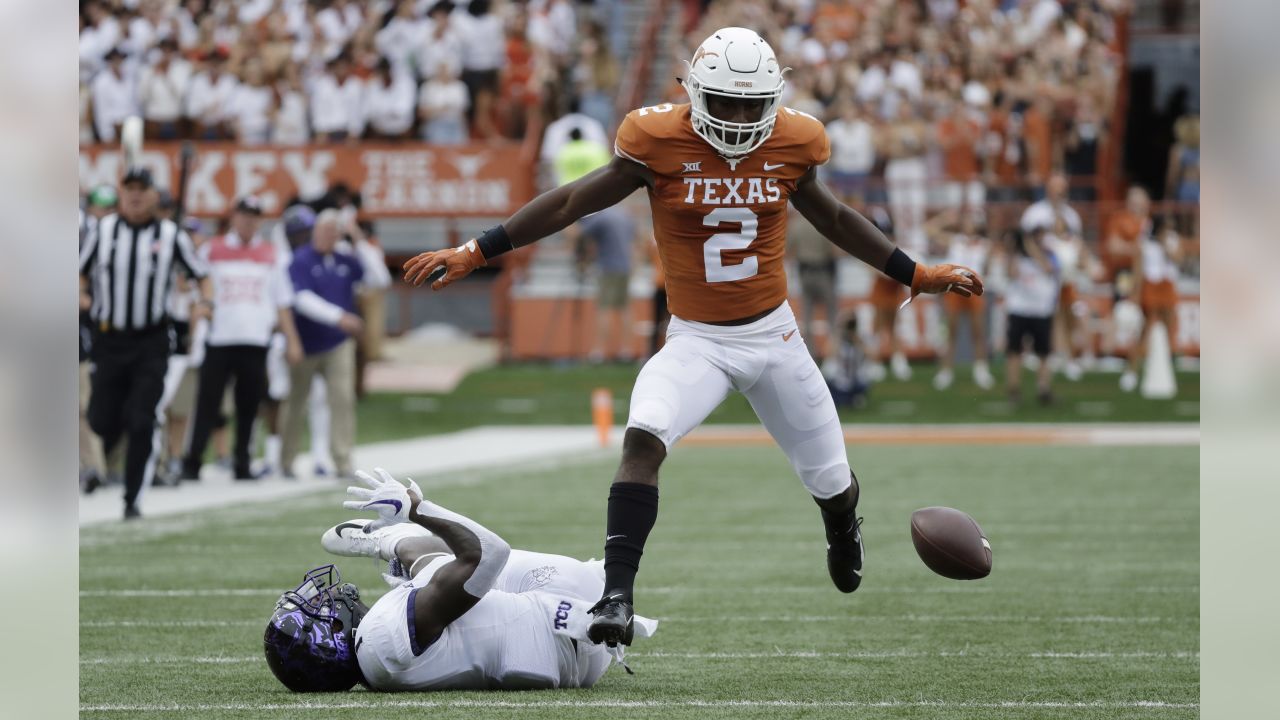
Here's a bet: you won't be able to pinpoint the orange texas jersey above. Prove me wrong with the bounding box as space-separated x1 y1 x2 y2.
614 102 831 323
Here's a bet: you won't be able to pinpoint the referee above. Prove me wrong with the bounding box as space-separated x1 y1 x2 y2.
78 167 212 520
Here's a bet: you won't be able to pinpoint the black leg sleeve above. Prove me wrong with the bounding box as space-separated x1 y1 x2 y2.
602 482 660 602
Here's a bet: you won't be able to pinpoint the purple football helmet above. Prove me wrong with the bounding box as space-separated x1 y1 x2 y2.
264 564 368 692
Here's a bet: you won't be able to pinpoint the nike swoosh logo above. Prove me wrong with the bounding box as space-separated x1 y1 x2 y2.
605 534 627 541
333 521 367 538
763 162 785 171
782 329 796 341
366 499 403 515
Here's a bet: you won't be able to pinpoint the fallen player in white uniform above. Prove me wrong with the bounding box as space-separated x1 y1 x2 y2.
263 468 657 692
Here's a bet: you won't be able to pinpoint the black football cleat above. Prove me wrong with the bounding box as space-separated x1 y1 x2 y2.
825 471 864 593
827 517 864 593
587 592 634 647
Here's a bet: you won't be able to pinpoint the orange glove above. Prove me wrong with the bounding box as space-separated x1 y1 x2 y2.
910 263 984 299
403 239 487 290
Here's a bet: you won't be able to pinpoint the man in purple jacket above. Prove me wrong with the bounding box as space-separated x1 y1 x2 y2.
281 209 390 479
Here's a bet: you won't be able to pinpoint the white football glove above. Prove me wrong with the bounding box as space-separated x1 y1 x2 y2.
344 467 420 530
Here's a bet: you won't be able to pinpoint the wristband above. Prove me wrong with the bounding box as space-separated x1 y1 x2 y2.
883 248 917 288
475 225 514 260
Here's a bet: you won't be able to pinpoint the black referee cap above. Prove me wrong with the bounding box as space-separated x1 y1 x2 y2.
122 166 154 189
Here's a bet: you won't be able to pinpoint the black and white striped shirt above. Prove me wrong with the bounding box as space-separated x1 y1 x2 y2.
78 213 208 332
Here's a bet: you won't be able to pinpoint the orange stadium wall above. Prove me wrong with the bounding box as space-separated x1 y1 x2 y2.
508 293 1201 361
79 142 536 218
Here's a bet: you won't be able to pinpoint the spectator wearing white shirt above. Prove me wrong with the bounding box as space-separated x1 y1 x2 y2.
1008 0 1063 49
237 0 276 25
126 0 180 55
1003 227 1060 405
91 48 137 143
1019 174 1083 238
416 1 463 80
418 64 470 145
80 1 122 81
181 196 303 482
228 58 277 145
854 51 888 110
454 0 506 139
363 59 417 140
823 100 876 206
375 0 428 77
315 0 364 59
272 64 311 145
173 0 205 51
310 53 365 142
888 46 923 101
1022 174 1092 381
186 49 239 139
138 39 190 139
528 0 576 61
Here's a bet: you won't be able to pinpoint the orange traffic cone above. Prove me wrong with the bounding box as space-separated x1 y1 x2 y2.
591 388 613 447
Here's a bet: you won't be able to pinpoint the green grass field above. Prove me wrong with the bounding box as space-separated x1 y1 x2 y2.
356 363 1200 443
80 443 1198 719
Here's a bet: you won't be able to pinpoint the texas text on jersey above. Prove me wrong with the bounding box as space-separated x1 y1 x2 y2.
615 102 830 323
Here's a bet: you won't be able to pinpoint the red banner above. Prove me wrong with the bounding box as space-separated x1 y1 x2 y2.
79 142 535 218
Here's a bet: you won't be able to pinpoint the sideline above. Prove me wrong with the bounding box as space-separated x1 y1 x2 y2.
79 423 1197 527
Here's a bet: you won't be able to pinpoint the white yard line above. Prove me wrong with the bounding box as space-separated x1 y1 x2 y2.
80 589 282 597
82 614 1185 628
641 650 1197 660
79 583 1197 598
666 614 1181 623
80 699 1199 712
82 620 261 627
82 650 1198 665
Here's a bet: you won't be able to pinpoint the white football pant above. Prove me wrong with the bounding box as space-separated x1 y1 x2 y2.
626 302 851 499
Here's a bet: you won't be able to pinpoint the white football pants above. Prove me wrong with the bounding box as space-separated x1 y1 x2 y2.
626 302 851 499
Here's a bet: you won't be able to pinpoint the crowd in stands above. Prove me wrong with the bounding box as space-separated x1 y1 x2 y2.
671 0 1144 210
80 0 617 146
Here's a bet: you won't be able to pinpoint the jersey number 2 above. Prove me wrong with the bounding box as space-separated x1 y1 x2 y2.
703 207 759 283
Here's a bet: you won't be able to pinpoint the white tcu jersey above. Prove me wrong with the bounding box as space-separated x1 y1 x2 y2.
354 551 615 692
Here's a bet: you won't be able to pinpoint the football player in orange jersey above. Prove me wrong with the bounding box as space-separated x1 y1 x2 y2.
404 27 983 647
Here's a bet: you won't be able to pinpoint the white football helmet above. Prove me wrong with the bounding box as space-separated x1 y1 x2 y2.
683 27 785 158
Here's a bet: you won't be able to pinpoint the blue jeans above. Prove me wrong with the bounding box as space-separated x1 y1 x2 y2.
424 118 467 145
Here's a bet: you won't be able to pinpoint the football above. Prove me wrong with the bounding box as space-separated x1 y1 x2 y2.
910 506 992 580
